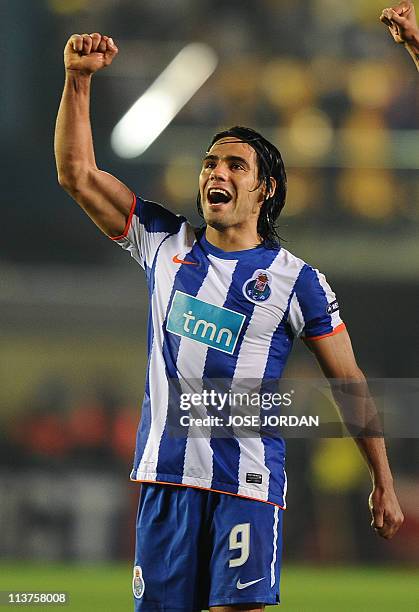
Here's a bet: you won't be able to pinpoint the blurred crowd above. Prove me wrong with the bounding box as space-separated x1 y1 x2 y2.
2 376 137 471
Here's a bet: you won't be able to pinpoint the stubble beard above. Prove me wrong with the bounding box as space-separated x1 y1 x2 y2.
205 216 231 232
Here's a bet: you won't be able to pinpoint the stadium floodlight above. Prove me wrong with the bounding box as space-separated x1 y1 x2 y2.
111 43 218 159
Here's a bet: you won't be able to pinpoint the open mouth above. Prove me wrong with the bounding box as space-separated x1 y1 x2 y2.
207 188 232 205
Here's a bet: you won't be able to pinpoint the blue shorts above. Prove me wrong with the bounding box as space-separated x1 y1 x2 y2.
132 483 283 611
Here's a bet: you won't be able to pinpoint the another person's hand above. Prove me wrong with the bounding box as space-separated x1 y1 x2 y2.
64 33 118 75
369 485 404 539
380 1 418 45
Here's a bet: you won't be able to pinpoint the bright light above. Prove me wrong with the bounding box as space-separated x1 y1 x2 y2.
111 43 218 159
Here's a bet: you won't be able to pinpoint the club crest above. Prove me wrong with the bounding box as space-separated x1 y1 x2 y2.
242 270 272 303
132 566 145 599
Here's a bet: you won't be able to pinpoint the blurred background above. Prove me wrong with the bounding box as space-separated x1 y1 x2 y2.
1 0 419 607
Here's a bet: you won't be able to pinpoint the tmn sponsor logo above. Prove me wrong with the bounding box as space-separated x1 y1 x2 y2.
166 291 245 354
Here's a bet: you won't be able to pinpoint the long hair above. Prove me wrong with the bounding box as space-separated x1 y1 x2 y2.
196 126 287 245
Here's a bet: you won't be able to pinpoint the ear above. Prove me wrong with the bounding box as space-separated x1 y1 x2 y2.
258 177 277 203
267 177 276 199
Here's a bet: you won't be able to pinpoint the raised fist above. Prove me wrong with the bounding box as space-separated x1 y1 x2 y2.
64 33 118 74
380 1 418 44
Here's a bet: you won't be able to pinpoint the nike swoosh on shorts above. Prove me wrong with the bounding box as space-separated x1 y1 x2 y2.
236 577 266 590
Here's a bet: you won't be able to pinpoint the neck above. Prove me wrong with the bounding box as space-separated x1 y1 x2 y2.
205 225 262 252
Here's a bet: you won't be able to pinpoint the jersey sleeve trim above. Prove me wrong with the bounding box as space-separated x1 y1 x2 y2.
109 191 137 241
304 322 346 342
131 478 286 509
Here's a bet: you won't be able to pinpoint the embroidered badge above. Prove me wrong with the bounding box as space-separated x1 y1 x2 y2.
242 270 272 303
132 566 145 600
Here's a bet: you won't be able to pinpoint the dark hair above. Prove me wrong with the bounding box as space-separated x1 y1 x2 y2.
196 126 287 245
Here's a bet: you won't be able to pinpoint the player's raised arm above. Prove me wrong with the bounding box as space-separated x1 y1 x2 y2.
54 33 134 237
305 330 404 540
380 1 419 70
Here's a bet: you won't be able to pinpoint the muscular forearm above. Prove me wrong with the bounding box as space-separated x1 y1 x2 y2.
54 72 97 187
356 428 403 539
354 436 393 486
332 380 402 537
330 373 394 486
404 30 419 69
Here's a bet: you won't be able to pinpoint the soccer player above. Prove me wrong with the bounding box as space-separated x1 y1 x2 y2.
55 34 404 612
381 1 419 70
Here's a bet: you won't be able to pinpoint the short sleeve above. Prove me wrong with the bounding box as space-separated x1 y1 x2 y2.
288 265 345 340
111 194 186 270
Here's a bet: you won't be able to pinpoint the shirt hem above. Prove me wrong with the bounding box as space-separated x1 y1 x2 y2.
304 321 346 341
130 472 285 509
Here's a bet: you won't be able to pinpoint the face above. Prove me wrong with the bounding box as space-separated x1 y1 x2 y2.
199 138 271 234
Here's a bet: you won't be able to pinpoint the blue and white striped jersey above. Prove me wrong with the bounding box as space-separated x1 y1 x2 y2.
112 195 345 507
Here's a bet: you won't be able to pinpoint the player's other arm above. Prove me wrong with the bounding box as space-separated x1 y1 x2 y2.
380 1 419 70
55 33 133 237
304 330 404 540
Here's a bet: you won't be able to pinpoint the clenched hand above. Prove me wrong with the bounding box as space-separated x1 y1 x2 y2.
380 1 418 44
369 485 404 539
64 33 118 75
